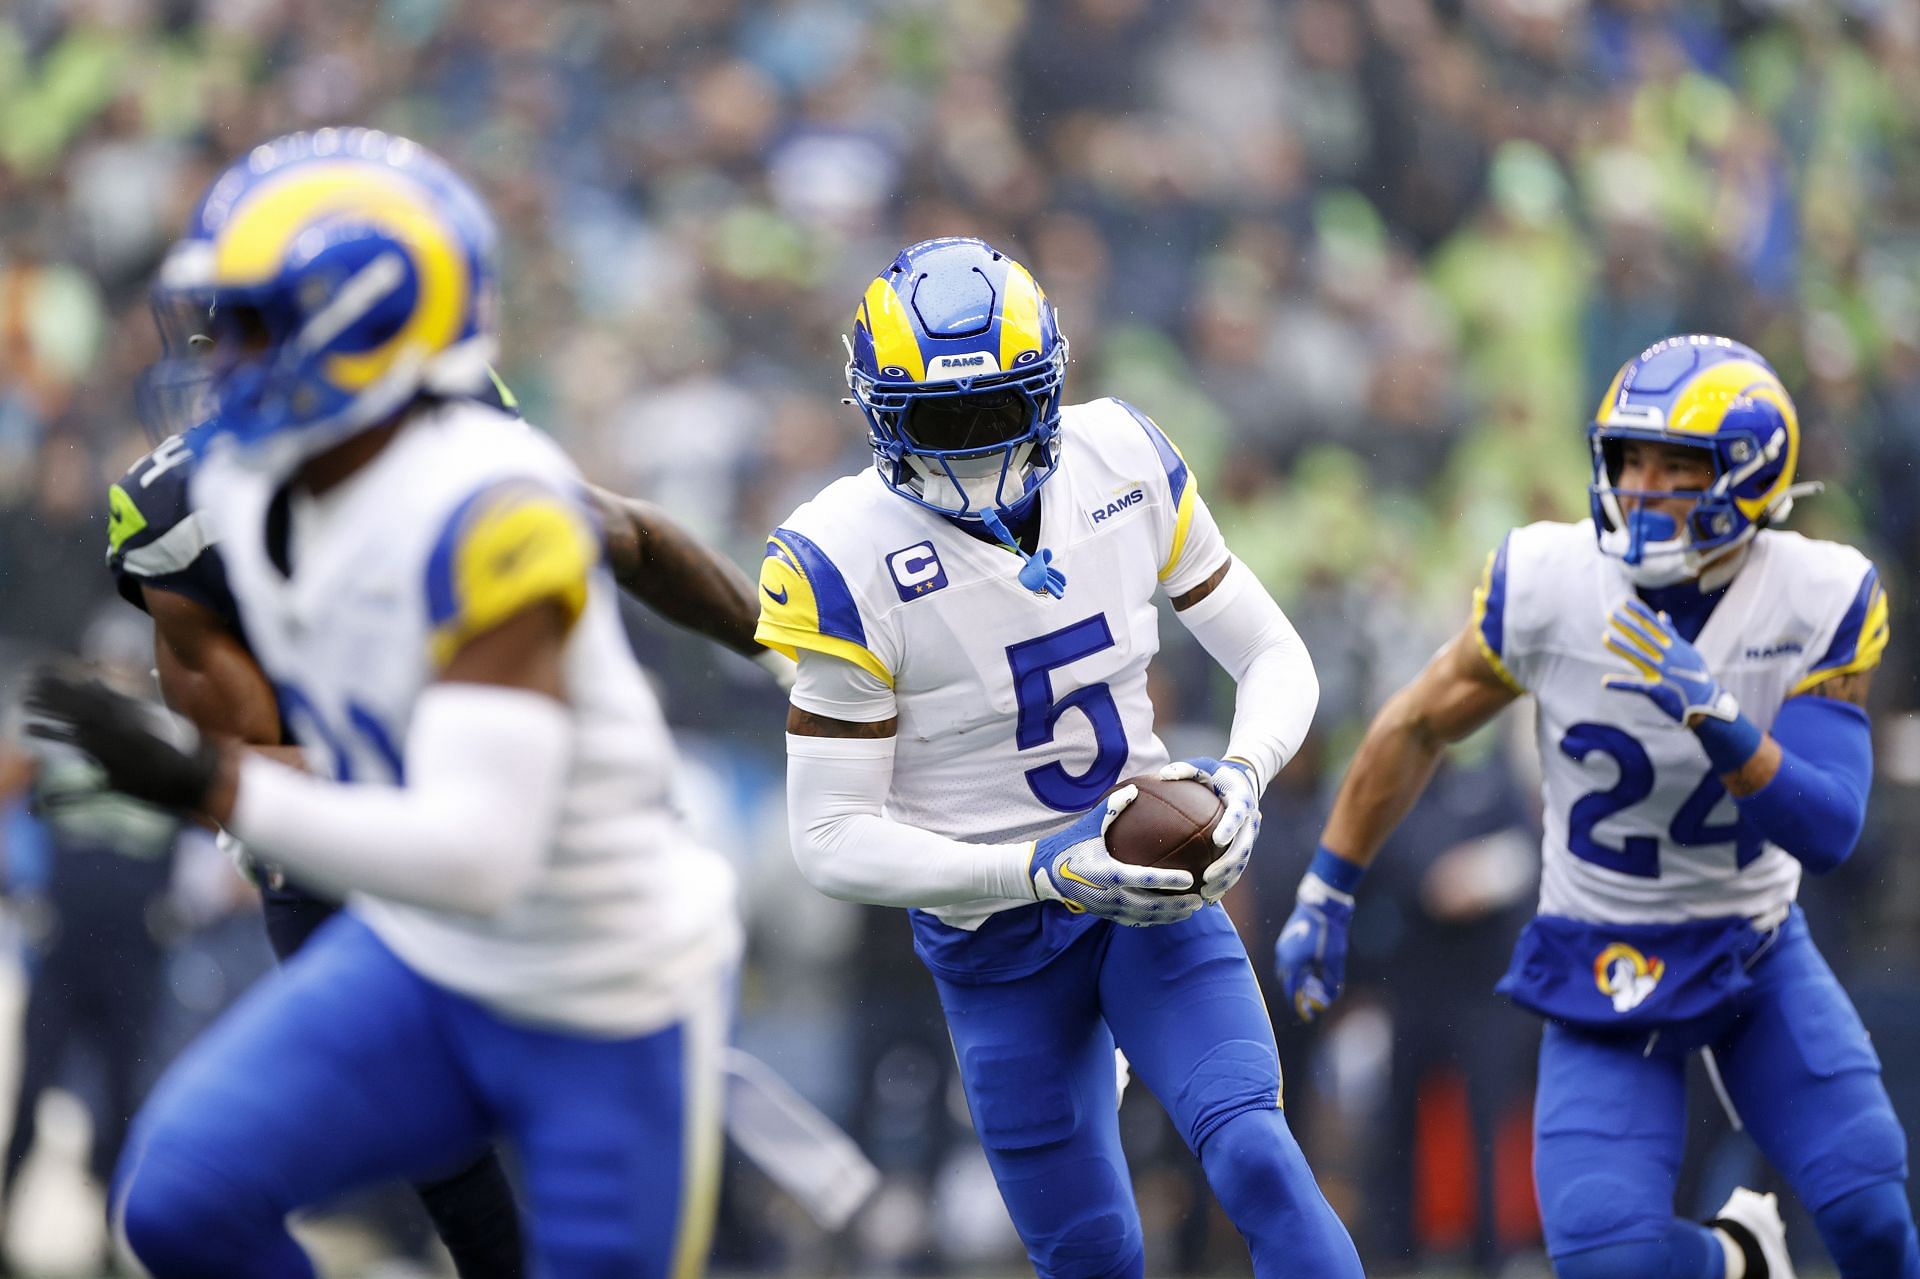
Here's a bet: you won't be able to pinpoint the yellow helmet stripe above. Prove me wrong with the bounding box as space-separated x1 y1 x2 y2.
859 277 925 382
214 162 471 393
1665 360 1787 435
997 261 1046 370
1731 381 1799 521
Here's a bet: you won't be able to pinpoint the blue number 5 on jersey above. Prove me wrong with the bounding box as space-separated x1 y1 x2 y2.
1006 615 1129 812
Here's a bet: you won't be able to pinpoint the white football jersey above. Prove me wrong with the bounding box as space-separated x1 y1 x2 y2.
194 402 741 1035
1479 520 1886 925
757 398 1231 930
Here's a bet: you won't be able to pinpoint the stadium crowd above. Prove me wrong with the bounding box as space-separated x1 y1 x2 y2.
1 0 1918 1273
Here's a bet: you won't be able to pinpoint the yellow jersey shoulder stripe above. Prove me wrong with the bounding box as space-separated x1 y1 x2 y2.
1108 399 1198 581
755 525 893 686
1472 538 1526 694
1791 565 1888 696
425 480 597 666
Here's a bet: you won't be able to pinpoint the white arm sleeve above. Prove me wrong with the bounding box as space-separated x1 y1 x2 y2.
1173 556 1319 791
228 683 571 916
786 732 1038 907
790 647 896 722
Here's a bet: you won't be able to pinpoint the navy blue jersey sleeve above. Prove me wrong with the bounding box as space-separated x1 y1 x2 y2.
106 433 239 627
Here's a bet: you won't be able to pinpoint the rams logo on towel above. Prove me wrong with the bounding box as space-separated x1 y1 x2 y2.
1594 942 1666 1014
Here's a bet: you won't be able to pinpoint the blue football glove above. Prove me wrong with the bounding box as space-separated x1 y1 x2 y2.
1275 871 1354 1022
1159 757 1260 903
1600 598 1740 726
1030 785 1203 927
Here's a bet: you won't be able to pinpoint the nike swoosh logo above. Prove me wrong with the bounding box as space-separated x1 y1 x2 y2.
492 535 537 576
1059 866 1102 891
1280 920 1312 944
1670 666 1711 682
763 585 789 605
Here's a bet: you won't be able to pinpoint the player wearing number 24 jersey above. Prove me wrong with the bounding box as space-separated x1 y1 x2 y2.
1276 335 1919 1279
760 238 1360 1278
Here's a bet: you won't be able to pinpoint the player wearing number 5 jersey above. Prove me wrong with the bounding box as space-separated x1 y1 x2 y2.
760 238 1359 1278
1276 335 1919 1279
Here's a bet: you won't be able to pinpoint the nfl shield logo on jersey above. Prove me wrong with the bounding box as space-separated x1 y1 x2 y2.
1594 942 1666 1014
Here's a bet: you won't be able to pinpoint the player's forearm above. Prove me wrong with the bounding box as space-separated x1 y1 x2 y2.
1708 695 1871 874
223 685 569 914
1319 690 1450 869
589 487 763 658
148 589 284 745
1174 558 1318 789
785 734 1037 907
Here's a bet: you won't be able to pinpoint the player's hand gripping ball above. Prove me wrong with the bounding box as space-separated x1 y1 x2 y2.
1099 770 1233 893
1157 758 1259 902
1030 783 1206 926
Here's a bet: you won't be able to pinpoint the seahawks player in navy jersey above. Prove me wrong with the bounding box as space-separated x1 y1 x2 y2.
105 374 787 1276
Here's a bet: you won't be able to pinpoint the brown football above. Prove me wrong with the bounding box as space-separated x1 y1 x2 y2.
1102 773 1224 889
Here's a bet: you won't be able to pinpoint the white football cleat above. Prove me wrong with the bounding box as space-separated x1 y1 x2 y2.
1709 1187 1798 1279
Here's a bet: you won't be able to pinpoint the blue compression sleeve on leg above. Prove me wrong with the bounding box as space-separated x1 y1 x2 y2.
1812 1181 1920 1279
1200 1108 1363 1279
1732 695 1872 873
1550 1226 1723 1279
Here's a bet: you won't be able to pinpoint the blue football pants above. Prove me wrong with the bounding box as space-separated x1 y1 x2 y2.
1535 918 1919 1278
114 914 726 1279
931 904 1361 1279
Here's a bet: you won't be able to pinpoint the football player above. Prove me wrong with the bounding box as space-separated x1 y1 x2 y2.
1275 335 1920 1279
761 237 1361 1277
103 379 780 1277
29 129 741 1277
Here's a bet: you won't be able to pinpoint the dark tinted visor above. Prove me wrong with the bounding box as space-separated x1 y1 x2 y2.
901 389 1033 453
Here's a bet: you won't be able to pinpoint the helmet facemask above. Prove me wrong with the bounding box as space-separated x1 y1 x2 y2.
852 342 1067 524
1589 426 1790 587
134 291 226 444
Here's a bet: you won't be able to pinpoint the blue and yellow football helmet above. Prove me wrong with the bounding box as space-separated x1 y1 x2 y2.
847 237 1068 527
1589 335 1809 584
141 128 498 468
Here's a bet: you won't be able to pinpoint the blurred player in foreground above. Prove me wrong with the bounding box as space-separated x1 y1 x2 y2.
29 129 741 1276
1276 335 1920 1279
104 341 778 1278
761 237 1360 1277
